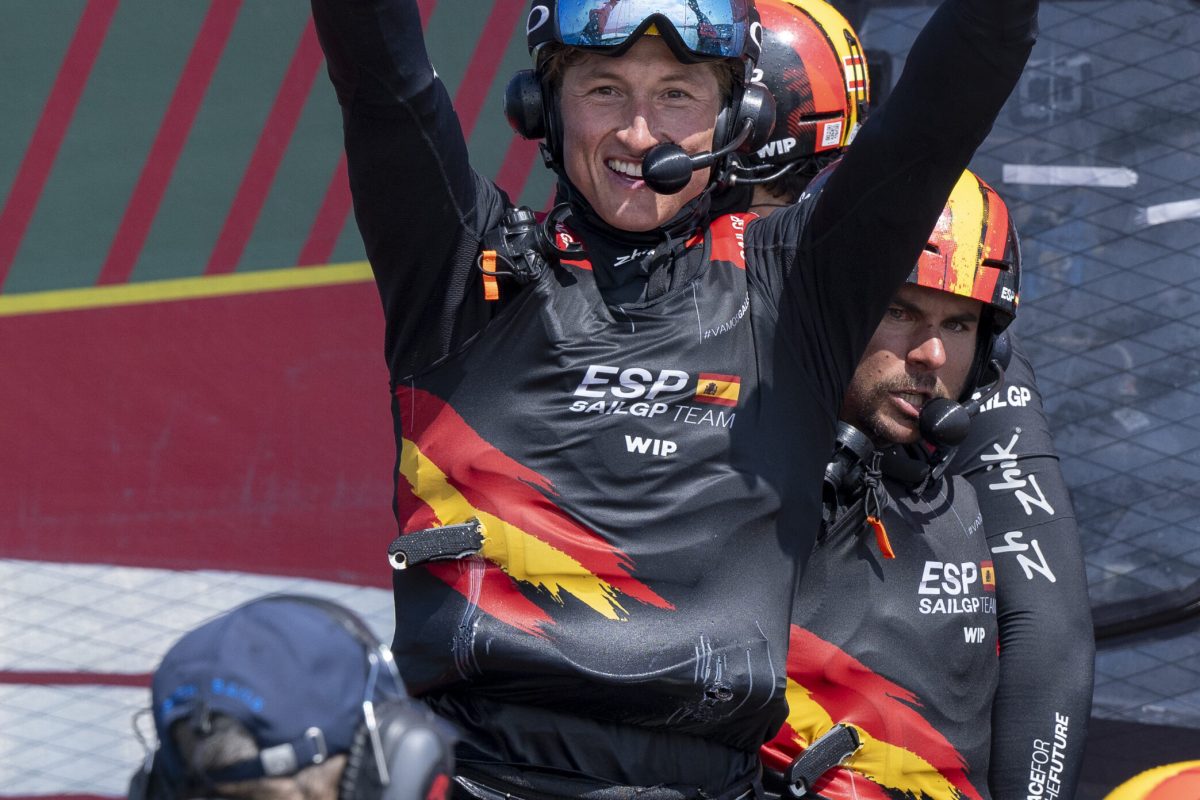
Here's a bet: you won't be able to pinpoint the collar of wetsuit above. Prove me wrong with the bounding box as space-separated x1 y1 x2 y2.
556 175 718 302
710 181 755 217
878 443 935 488
558 175 715 246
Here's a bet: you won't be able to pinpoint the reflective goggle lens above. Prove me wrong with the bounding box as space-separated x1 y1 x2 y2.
555 0 750 60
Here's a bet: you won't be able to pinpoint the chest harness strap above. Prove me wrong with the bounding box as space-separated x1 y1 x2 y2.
387 519 484 571
784 723 862 798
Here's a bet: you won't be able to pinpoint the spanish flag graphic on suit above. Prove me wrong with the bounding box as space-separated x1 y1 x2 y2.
694 373 741 406
392 385 675 637
981 560 996 591
762 626 985 800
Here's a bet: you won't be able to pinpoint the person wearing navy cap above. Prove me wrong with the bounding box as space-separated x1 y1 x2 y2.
128 595 456 800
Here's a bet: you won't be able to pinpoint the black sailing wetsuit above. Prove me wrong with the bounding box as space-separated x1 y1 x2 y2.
951 335 1094 800
762 448 1000 800
310 0 1036 793
759 341 1094 800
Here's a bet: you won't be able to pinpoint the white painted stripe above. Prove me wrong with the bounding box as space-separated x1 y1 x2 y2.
1137 197 1200 227
1002 164 1139 188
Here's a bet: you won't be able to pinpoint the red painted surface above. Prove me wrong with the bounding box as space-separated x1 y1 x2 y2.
0 0 119 289
206 18 326 274
0 282 395 587
0 671 151 688
98 0 242 286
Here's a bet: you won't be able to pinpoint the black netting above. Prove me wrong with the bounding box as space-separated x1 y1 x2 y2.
844 0 1200 725
849 0 1200 616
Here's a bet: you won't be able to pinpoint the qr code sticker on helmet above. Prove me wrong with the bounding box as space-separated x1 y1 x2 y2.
821 121 844 148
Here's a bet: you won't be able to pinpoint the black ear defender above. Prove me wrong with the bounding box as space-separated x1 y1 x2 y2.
713 80 775 155
338 699 458 800
504 69 545 141
504 68 564 168
990 328 1013 371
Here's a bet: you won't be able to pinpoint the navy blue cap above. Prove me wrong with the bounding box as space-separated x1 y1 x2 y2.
151 595 388 785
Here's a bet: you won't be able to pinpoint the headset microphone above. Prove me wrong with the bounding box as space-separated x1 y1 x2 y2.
917 398 971 449
642 119 755 195
918 359 1006 448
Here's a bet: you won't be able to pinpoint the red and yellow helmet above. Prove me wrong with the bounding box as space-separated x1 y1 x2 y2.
744 0 868 169
912 170 1021 334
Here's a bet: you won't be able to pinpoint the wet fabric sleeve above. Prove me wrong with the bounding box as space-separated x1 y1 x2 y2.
310 0 510 378
745 0 1038 416
952 336 1095 800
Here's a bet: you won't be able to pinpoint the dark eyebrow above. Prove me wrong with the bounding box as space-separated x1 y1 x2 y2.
891 296 980 326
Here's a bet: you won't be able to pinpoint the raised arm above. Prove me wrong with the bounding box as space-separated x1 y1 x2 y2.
748 0 1038 410
311 0 508 377
952 336 1095 799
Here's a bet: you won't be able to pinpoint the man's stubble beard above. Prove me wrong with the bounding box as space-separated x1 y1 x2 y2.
852 372 942 447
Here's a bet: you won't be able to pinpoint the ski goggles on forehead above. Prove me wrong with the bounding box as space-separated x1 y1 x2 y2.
533 0 758 64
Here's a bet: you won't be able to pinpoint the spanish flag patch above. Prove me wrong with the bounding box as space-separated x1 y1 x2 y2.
694 373 741 406
981 560 996 591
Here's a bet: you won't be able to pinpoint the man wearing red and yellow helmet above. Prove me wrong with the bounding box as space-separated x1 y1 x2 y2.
736 4 1092 794
761 169 1018 800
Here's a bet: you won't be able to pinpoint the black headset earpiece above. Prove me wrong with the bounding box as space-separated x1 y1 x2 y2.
713 80 774 155
339 700 457 800
504 69 545 141
991 329 1012 371
733 82 775 153
504 68 563 167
